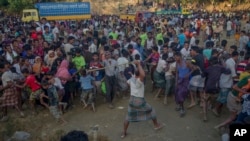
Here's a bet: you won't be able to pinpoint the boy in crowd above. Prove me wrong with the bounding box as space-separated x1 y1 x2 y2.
79 69 95 112
41 80 67 125
72 48 86 71
15 68 49 114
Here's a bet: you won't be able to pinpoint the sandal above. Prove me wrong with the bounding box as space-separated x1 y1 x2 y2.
121 133 127 139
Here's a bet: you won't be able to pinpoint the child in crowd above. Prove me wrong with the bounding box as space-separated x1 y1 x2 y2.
72 48 86 71
15 68 49 114
41 80 67 125
79 69 95 112
89 52 104 95
45 71 68 113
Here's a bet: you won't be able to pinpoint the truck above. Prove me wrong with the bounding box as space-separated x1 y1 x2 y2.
155 8 191 15
135 11 154 23
22 2 91 22
119 14 136 21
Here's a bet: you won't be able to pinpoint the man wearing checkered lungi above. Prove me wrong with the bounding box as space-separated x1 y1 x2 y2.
121 60 164 138
0 62 24 122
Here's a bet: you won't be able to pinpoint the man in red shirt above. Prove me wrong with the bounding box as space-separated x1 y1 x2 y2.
15 68 49 114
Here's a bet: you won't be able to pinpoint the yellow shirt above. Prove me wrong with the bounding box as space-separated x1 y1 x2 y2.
239 71 250 81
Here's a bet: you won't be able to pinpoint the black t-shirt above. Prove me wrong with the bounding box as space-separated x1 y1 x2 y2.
192 54 205 76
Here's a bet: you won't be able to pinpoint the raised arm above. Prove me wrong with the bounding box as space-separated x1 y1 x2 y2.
134 60 145 81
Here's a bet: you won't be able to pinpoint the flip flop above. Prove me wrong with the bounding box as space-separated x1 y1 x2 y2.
121 133 127 139
154 123 165 131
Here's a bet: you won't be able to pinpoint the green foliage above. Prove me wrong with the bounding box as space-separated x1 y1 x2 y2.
7 0 34 13
0 0 9 7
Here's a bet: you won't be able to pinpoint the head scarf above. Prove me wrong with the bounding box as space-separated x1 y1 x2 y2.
47 50 57 67
56 59 71 82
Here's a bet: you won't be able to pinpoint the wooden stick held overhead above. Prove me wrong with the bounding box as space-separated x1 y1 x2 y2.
86 61 136 72
85 60 153 72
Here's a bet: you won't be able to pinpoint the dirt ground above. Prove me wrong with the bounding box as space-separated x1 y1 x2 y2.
0 75 230 141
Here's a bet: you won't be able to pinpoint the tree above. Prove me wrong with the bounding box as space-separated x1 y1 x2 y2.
7 0 34 13
0 0 9 7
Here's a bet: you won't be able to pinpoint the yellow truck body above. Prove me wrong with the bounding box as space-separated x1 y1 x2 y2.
119 14 135 21
22 2 91 22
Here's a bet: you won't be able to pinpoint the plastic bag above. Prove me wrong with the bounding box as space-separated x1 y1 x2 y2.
101 81 106 95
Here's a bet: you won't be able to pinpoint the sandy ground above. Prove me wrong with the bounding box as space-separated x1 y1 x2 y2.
49 77 229 141
0 75 230 141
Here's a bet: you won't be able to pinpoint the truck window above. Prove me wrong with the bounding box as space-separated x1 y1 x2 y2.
24 12 31 17
31 12 36 16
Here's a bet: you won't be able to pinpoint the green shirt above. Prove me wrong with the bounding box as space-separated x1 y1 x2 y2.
156 33 164 44
109 32 118 40
232 76 250 96
72 56 86 71
140 33 148 47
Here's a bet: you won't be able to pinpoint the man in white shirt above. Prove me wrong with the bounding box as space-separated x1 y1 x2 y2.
121 60 164 138
40 18 51 33
189 32 197 48
89 38 97 53
130 36 137 49
245 21 250 33
116 51 130 97
180 42 190 60
239 30 249 51
226 20 232 38
51 21 59 42
164 58 176 104
215 51 239 129
103 52 117 109
0 63 24 121
156 54 167 73
64 36 75 61
116 26 125 40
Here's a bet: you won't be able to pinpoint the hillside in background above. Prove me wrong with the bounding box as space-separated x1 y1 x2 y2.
81 0 250 14
1 0 250 14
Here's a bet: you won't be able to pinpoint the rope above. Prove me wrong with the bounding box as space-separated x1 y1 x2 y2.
86 61 136 72
85 60 154 72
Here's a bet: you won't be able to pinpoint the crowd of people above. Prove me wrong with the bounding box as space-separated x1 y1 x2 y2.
0 9 250 139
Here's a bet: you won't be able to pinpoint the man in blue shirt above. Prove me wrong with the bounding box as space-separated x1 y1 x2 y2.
79 69 96 112
178 29 186 48
135 38 144 60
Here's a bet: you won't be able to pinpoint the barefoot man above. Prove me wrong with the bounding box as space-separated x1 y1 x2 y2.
121 60 164 138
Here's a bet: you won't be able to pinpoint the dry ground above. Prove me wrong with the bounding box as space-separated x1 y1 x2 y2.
0 75 230 141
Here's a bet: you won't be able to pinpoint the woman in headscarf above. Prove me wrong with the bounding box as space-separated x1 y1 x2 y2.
56 59 73 105
45 50 57 69
56 59 72 83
